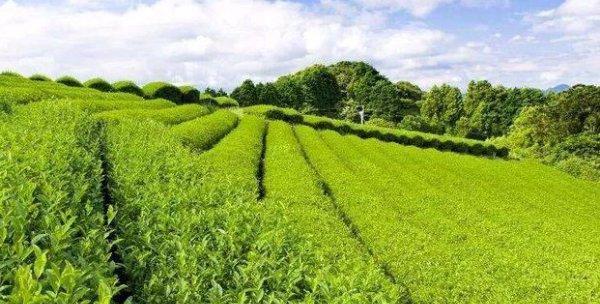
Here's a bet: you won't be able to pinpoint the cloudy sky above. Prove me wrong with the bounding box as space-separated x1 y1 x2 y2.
0 0 598 90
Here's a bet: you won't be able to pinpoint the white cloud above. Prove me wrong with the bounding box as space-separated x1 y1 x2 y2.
0 0 452 89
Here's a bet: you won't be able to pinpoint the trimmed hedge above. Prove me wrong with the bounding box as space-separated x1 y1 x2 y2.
0 102 120 302
170 109 239 150
112 80 144 97
0 71 23 77
142 81 183 104
56 75 83 87
84 77 114 92
244 105 509 158
179 85 200 104
29 74 52 81
214 96 239 107
95 104 210 125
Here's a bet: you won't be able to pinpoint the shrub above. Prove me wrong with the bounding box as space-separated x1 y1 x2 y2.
29 74 52 81
84 77 114 92
366 117 396 128
171 109 239 150
179 85 200 104
56 75 83 87
142 81 183 104
214 96 239 107
95 104 211 125
0 70 23 77
0 102 119 302
112 80 144 97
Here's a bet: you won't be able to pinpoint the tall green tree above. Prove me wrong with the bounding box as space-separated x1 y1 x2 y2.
231 79 258 107
420 84 463 132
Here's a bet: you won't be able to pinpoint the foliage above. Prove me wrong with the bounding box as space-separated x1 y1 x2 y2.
0 71 23 77
29 74 52 82
365 117 396 128
214 96 239 107
95 104 210 125
262 121 403 301
84 78 114 92
56 75 83 87
297 124 600 302
230 79 258 107
420 84 463 132
505 85 600 179
0 102 120 302
112 81 144 97
398 115 445 134
142 82 183 104
170 109 238 150
179 85 200 104
244 105 507 157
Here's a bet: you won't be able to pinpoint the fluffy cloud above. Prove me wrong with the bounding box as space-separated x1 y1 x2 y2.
0 0 452 88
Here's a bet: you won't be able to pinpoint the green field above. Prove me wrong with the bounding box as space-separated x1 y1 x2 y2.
1 74 599 303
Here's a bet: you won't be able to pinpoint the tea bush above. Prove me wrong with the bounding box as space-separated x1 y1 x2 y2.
56 75 83 87
142 82 183 104
112 81 144 97
179 85 200 104
29 74 52 81
214 96 239 107
95 104 210 125
170 109 238 150
0 102 120 302
84 78 114 92
244 105 508 157
262 121 403 301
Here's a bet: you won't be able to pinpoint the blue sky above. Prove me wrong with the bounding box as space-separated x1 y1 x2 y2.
0 0 598 90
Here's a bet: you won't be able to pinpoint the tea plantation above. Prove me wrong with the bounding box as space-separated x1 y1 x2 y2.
1 74 599 303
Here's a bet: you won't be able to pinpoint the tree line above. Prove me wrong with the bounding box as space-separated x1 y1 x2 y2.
231 61 599 180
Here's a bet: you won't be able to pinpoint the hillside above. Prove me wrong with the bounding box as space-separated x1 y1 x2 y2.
1 74 600 303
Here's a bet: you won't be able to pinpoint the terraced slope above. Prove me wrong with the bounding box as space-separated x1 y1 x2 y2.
2 76 599 303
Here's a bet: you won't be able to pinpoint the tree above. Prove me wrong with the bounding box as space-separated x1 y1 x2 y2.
420 84 463 132
295 64 342 116
258 83 282 105
368 80 419 123
203 87 217 97
274 76 304 109
230 79 258 107
396 81 423 101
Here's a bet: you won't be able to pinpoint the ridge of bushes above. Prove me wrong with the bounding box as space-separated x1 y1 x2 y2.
112 81 145 97
84 78 114 92
56 75 83 87
170 109 239 151
29 74 52 81
179 85 200 104
244 105 509 157
95 104 210 125
142 82 183 104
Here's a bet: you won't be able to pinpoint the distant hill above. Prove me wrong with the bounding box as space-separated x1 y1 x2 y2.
546 84 570 93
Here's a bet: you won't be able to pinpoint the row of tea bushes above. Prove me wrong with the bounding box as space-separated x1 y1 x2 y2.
261 121 403 302
0 102 120 302
95 104 211 125
170 109 239 151
1 71 239 106
244 105 509 157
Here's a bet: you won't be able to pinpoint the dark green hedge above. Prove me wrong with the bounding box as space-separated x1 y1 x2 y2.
56 76 83 87
84 78 114 92
29 74 52 81
245 105 509 158
180 85 200 104
143 82 183 104
113 80 144 97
